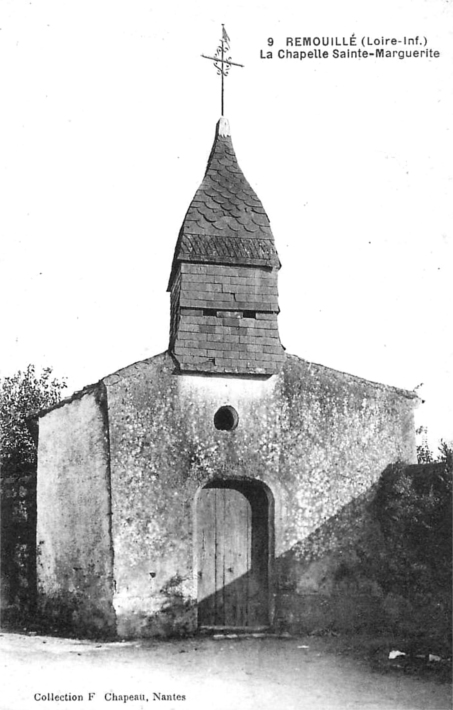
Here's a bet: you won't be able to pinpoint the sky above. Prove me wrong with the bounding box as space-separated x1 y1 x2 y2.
0 0 452 448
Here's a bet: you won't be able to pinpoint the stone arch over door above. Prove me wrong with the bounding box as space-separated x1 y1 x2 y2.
196 479 273 629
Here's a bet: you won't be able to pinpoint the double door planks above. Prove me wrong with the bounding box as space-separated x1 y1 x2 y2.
197 485 269 628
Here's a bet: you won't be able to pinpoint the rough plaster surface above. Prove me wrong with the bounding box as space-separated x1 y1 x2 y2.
36 387 115 636
101 351 417 638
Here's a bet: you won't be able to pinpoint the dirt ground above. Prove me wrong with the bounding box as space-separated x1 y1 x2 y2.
0 631 451 710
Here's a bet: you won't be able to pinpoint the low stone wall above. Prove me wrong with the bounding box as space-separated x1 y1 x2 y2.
0 464 36 622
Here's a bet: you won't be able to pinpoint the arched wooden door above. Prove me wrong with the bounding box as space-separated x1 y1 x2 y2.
197 482 270 629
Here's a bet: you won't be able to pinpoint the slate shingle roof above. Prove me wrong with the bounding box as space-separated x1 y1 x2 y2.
168 119 280 289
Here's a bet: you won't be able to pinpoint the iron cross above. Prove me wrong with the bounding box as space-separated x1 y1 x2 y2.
201 25 244 117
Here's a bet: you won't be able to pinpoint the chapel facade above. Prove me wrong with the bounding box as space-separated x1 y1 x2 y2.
36 117 418 638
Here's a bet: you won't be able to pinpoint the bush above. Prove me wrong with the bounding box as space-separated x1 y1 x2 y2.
372 459 452 600
0 365 67 471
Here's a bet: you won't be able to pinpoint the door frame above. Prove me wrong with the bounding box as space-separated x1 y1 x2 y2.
193 477 275 630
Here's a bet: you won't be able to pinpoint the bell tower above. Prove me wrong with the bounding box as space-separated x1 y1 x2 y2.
167 117 284 376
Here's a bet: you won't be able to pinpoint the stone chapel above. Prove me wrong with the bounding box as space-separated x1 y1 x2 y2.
36 116 418 638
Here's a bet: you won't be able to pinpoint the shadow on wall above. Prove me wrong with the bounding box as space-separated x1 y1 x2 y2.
139 463 452 640
192 476 400 636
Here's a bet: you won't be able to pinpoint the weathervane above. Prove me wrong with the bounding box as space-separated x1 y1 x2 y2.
201 25 244 117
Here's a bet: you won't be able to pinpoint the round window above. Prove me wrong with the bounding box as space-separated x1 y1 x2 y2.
214 405 239 431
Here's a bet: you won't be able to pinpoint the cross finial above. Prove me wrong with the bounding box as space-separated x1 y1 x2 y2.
201 25 244 117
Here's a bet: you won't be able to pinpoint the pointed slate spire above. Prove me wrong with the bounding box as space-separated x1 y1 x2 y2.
168 119 284 376
168 118 280 289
